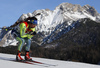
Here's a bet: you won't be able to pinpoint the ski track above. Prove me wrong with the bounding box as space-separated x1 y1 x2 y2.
0 53 100 68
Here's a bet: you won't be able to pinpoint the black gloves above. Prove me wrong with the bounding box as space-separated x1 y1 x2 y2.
32 31 36 35
28 31 37 35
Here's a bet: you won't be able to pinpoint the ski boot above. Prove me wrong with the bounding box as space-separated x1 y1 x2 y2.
16 51 24 61
25 51 32 61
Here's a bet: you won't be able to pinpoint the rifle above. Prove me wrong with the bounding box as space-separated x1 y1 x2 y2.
0 27 14 31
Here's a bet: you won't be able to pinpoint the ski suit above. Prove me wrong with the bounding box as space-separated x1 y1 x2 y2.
16 21 36 51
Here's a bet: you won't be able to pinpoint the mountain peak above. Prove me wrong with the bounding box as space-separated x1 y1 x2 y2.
83 5 98 16
56 2 83 12
55 2 100 22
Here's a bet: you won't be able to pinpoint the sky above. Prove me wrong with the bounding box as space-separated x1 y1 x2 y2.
0 0 100 27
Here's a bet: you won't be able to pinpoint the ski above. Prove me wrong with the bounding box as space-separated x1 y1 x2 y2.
26 60 57 66
11 60 57 67
12 60 49 67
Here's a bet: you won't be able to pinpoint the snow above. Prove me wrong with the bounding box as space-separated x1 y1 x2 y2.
83 11 96 21
71 12 86 19
0 53 100 68
3 39 18 47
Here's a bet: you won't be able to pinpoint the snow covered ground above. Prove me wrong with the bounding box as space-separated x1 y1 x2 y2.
0 53 100 68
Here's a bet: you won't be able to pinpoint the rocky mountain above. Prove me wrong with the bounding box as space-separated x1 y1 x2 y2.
0 2 100 47
0 27 17 47
44 18 100 48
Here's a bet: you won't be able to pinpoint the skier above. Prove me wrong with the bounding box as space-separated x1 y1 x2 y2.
12 16 38 61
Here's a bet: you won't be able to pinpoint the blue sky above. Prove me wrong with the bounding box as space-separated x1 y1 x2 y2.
0 0 100 27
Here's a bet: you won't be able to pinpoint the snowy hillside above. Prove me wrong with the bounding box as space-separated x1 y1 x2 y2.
0 53 100 68
0 2 100 47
